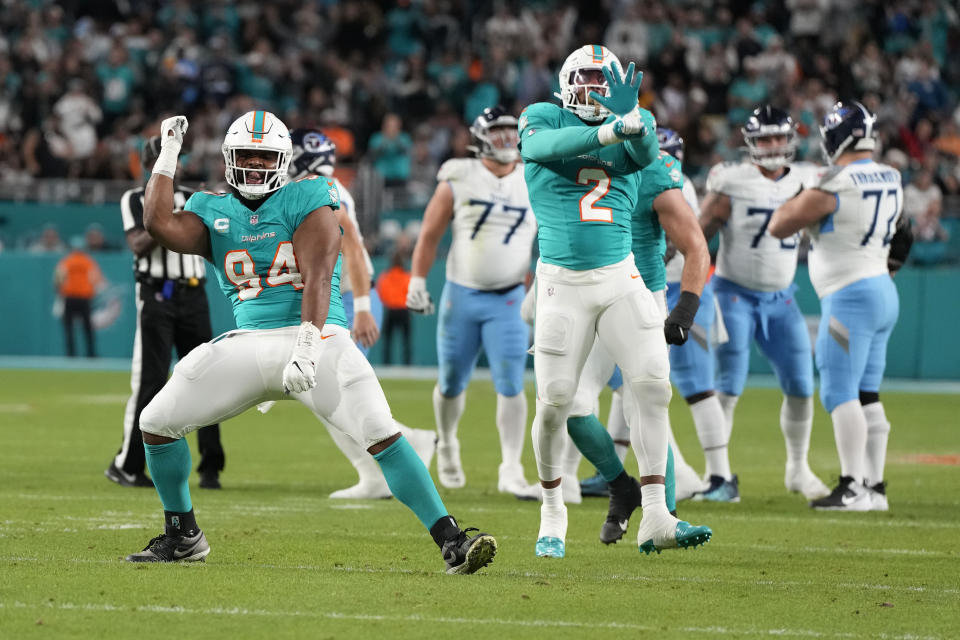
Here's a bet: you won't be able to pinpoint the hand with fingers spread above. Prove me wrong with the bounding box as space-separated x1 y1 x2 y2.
588 62 643 117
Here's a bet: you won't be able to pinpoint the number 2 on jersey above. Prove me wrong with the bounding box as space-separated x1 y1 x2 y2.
577 168 613 223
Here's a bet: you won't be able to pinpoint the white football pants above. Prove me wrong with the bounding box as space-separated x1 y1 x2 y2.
532 255 671 482
140 324 397 448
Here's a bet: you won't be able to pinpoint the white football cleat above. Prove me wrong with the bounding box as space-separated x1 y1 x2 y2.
535 503 568 558
497 462 540 500
437 439 466 488
329 477 391 500
562 473 582 505
868 481 888 511
785 462 831 500
635 510 712 555
675 462 708 501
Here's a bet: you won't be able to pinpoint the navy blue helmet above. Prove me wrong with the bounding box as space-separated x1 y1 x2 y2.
820 101 877 164
468 105 519 163
657 128 684 162
741 105 797 170
289 128 336 179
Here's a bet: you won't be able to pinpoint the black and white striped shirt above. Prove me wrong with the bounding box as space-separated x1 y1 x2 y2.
120 186 206 281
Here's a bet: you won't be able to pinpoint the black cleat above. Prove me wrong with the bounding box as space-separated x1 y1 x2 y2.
809 476 871 511
104 463 154 488
198 471 221 490
126 530 210 562
442 528 497 574
600 475 642 544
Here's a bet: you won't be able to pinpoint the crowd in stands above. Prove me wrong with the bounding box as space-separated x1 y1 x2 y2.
1 0 959 262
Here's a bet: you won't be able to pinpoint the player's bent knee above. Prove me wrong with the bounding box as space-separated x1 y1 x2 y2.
139 402 181 440
491 370 525 398
629 378 672 408
438 375 468 397
540 378 575 408
820 387 856 414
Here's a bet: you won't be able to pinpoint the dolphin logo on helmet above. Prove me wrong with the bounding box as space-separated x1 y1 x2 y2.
555 45 623 122
221 110 292 199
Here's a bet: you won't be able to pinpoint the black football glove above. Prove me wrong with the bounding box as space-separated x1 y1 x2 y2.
664 291 700 346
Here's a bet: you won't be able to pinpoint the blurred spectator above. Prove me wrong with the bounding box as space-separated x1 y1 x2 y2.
0 0 955 229
22 114 72 178
84 223 118 252
376 243 413 366
368 113 412 187
29 224 65 253
52 79 101 167
96 43 137 129
904 169 949 243
54 238 104 357
727 58 768 126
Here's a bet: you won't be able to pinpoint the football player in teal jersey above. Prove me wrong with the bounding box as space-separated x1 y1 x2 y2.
521 45 710 558
124 112 496 574
562 147 712 543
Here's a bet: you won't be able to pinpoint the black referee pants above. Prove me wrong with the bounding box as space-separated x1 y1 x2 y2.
114 281 225 476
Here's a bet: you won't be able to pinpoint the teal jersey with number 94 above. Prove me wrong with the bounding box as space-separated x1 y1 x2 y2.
185 176 348 330
519 102 646 271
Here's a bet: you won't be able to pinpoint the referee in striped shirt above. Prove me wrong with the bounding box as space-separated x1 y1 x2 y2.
105 137 225 489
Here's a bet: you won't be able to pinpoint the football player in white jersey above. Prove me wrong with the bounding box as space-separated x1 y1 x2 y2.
283 129 436 500
406 106 540 499
699 105 830 503
770 101 911 511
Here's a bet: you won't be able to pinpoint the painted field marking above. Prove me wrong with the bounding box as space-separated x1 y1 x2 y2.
892 454 960 466
2 555 957 597
0 600 941 639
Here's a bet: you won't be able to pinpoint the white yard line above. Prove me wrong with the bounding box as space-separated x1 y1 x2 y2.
2 555 957 597
0 600 940 639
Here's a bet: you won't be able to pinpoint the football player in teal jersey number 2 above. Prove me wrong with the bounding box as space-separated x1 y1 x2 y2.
126 112 496 574
521 45 712 558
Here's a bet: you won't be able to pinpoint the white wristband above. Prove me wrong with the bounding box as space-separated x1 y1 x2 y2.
152 142 181 179
294 320 323 360
353 295 371 313
597 122 621 146
409 276 427 291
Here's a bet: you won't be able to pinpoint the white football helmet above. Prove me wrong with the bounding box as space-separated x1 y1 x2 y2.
222 110 292 199
556 45 622 122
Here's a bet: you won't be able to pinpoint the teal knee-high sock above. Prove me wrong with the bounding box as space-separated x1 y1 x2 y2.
666 444 676 514
567 414 623 482
374 437 448 529
145 439 193 513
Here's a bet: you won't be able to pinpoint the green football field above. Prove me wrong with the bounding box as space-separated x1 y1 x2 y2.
1 370 958 639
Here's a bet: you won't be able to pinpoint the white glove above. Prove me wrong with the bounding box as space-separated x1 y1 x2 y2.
153 115 188 178
160 115 188 148
405 276 434 315
597 106 650 145
282 321 323 394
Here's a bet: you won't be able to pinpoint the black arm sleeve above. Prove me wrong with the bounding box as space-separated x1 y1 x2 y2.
887 215 913 274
